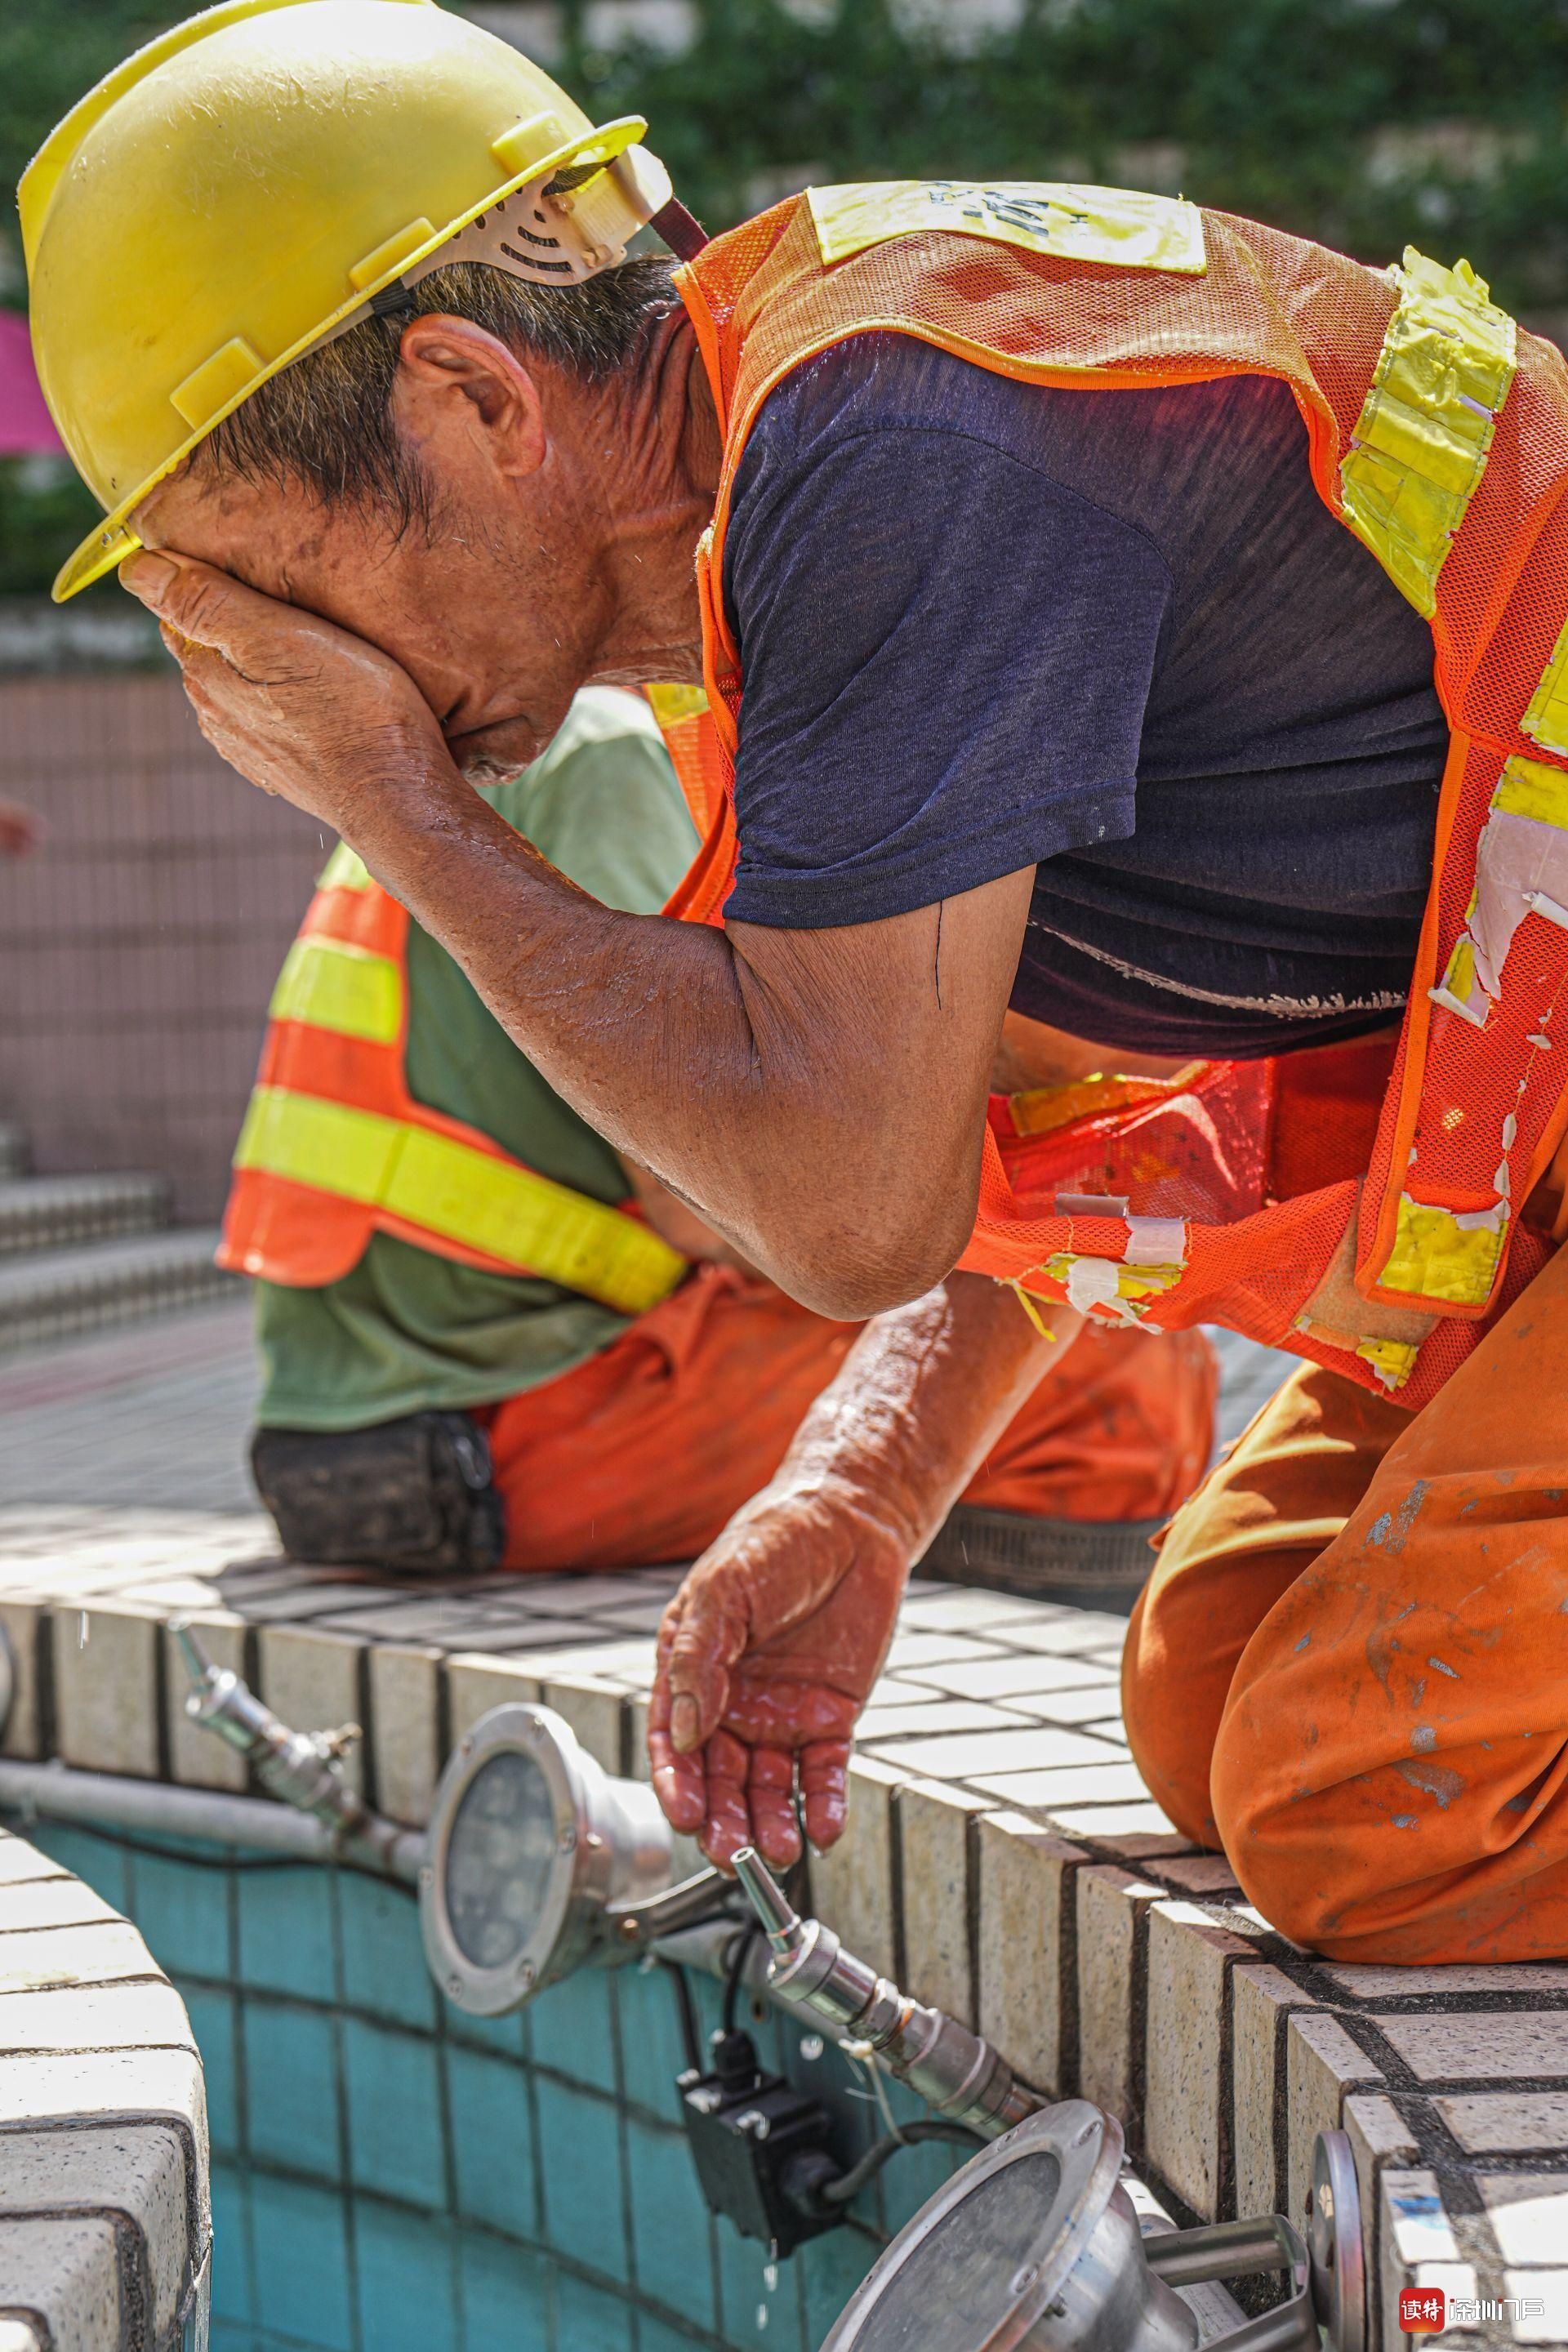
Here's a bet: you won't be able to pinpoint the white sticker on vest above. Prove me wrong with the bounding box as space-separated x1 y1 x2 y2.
808 181 1207 275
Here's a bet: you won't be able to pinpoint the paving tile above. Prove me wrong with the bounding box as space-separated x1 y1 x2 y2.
871 1724 1118 1781
1506 2271 1568 2342
1230 1964 1316 2223
919 1653 1120 1701
0 2047 210 2207
857 1697 1032 1742
1379 2011 1568 2083
1143 1900 1256 2221
967 1758 1151 1811
989 1614 1129 1657
538 1673 628 1775
443 1653 543 1746
367 1642 443 1825
51 1600 162 1778
894 1779 988 2028
1159 1855 1244 1898
976 1813 1084 2097
0 1877 120 1934
1048 1800 1181 1840
1285 2009 1384 2219
0 1835 67 1887
1482 2176 1568 2266
0 1597 47 1759
0 2216 122 2352
162 1611 249 1793
174 1980 239 2159
1341 2089 1419 2322
255 1624 365 1800
883 1630 1009 1673
0 1977 192 2056
1076 1866 1162 2132
1322 1962 1568 2000
898 1589 1067 1633
1377 2167 1471 2352
0 1919 160 1995
1436 2091 1568 2153
808 1755 903 1985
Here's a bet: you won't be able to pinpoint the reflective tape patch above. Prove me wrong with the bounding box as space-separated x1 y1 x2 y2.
1430 761 1568 1024
234 1085 688 1316
808 180 1206 276
1339 248 1517 619
1490 752 1568 830
644 681 710 726
1378 1193 1506 1307
268 936 403 1046
1356 1335 1420 1391
1521 610 1568 758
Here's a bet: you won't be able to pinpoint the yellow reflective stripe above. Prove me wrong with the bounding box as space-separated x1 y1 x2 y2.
268 936 403 1046
1490 751 1568 828
644 682 710 726
1521 613 1568 758
1339 248 1517 618
1378 1193 1506 1307
234 1085 687 1315
808 180 1205 275
316 840 373 893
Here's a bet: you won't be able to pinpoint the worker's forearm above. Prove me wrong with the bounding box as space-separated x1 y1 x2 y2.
341 761 991 1313
743 1272 1086 1557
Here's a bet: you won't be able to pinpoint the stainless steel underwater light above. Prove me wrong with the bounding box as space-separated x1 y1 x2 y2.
822 2100 1347 2352
420 1701 728 2012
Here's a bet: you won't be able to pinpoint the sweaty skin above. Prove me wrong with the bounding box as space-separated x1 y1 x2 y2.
648 1270 1081 1869
120 308 1034 1320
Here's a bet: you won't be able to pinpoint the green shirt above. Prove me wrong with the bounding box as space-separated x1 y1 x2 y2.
253 689 700 1432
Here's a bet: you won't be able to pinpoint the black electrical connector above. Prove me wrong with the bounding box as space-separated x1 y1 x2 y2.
678 2025 845 2258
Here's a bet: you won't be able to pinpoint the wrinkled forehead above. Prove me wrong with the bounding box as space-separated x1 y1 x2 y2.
131 466 374 598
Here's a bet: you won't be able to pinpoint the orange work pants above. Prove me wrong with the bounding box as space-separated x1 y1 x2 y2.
1125 1241 1568 1964
482 1263 1215 1575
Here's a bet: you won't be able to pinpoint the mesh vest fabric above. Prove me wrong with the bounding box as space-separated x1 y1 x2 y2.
666 184 1568 1410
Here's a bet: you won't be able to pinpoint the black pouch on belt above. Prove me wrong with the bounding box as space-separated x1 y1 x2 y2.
250 1411 506 1575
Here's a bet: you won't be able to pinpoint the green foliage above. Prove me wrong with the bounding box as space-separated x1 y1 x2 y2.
3 0 1568 595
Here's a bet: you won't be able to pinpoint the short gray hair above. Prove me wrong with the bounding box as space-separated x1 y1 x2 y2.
193 254 678 533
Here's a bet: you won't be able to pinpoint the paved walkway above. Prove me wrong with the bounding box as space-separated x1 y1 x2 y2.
0 1296 1295 1542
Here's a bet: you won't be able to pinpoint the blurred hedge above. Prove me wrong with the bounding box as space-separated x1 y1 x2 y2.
3 0 1567 597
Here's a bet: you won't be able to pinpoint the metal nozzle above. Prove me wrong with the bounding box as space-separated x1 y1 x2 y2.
732 1846 806 1962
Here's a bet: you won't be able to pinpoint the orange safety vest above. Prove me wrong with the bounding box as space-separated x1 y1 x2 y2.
220 691 716 1316
660 180 1568 1410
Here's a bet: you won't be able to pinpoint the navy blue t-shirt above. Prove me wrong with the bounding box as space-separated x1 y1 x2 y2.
719 335 1449 1057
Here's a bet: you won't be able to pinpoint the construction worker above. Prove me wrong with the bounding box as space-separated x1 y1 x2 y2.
27 2 1568 1958
235 680 1214 1578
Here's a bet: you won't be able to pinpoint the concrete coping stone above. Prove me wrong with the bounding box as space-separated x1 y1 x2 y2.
2 1516 1566 2347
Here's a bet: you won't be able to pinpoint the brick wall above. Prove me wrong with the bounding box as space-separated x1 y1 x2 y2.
0 671 325 1221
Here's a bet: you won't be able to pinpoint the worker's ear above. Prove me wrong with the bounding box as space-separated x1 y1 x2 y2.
392 313 548 481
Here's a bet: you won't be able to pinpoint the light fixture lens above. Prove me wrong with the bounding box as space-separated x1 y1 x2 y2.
444 1746 559 1971
853 2149 1064 2350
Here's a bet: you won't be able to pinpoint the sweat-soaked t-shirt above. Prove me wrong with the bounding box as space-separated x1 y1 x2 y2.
719 333 1450 1058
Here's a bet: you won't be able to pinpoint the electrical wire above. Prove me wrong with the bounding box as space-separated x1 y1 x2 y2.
819 2118 986 2208
662 1960 703 2076
721 1920 760 2037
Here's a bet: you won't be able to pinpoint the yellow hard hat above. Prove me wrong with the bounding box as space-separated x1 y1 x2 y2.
22 0 668 601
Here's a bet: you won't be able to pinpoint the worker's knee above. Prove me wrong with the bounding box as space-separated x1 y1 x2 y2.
1120 1583 1223 1849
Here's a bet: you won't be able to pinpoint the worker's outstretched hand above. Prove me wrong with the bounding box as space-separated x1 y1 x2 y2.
648 1486 910 1874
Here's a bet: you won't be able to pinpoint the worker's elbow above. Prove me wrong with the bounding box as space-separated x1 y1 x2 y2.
766 1197 971 1321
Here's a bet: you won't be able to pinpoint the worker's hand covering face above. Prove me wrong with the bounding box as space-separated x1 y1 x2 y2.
648 1490 909 1871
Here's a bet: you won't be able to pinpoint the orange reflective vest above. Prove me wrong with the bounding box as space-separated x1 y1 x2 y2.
664 181 1568 1409
220 693 716 1316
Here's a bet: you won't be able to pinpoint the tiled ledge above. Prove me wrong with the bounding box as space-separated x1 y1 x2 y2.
0 1505 1564 2351
0 1818 210 2350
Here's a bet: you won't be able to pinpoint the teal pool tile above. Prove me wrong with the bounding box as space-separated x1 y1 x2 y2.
617 1965 700 2127
528 1963 621 2099
625 2118 718 2336
243 1998 341 2182
354 2198 459 2352
534 2077 629 2282
717 2226 804 2352
458 2234 551 2352
875 2130 968 2238
336 1873 436 2029
236 1866 337 2002
249 2170 354 2350
446 2045 537 2239
210 2324 257 2350
555 2271 634 2352
445 2000 528 2059
26 1823 130 1913
343 2016 447 2207
799 2225 878 2349
639 2323 709 2352
123 1848 233 1980
209 2163 254 2326
177 1980 240 2159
